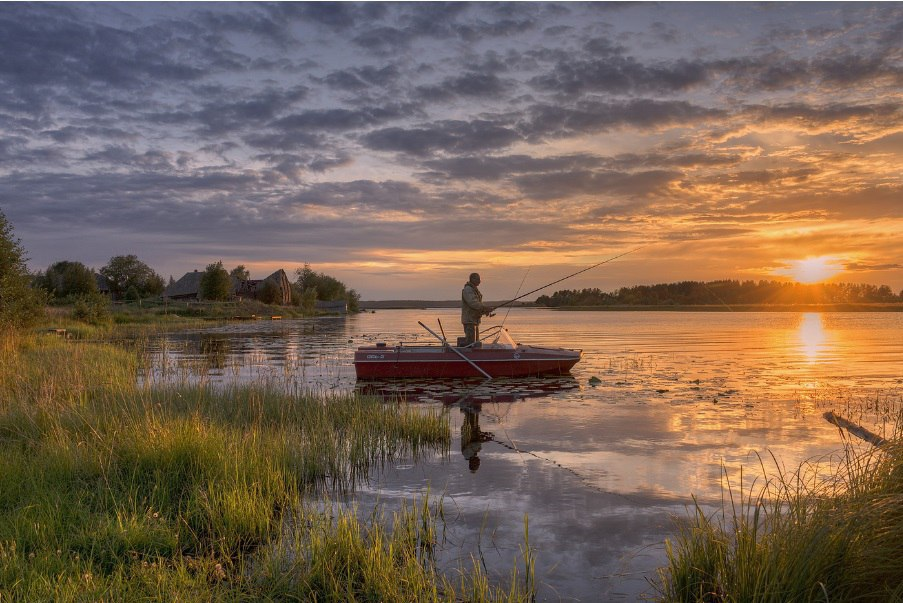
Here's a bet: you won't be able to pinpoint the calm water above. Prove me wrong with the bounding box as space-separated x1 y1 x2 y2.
145 309 903 601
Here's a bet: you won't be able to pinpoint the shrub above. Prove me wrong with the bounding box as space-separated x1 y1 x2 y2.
0 210 45 330
72 293 112 326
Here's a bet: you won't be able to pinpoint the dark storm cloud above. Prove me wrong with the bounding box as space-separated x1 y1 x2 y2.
362 120 522 156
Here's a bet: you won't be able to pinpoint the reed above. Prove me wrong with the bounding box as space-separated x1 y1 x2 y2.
0 329 533 601
656 432 903 602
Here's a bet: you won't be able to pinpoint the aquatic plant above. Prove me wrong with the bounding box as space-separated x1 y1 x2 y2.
655 433 903 602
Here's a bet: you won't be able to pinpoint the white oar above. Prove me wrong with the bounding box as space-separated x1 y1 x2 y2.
417 321 492 380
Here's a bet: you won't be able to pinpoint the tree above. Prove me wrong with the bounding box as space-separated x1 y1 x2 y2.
199 261 232 301
99 254 164 300
0 210 45 329
230 265 250 281
296 264 343 299
258 279 280 305
38 260 98 299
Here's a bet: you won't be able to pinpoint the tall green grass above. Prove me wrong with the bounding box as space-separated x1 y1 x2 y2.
0 331 534 601
656 436 903 602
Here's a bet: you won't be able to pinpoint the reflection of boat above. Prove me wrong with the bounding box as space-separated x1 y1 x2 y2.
354 325 582 379
355 375 580 404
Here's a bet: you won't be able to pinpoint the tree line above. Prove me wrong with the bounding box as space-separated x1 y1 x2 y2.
535 280 903 307
0 209 360 331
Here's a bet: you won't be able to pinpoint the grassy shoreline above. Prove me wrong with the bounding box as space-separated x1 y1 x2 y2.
0 326 535 601
656 433 903 601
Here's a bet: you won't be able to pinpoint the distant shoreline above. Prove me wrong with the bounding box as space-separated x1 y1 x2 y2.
360 301 903 312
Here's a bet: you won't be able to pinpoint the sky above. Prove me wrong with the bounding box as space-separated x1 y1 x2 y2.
1 2 901 300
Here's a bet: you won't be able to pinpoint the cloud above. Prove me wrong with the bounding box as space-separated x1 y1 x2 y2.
362 120 522 156
523 100 725 140
273 103 417 133
528 36 710 97
415 72 513 102
422 154 607 181
514 169 683 201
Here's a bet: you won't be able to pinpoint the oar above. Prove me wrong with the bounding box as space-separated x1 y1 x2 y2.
418 321 492 380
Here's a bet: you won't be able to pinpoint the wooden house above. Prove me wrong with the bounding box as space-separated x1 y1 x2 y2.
163 268 292 305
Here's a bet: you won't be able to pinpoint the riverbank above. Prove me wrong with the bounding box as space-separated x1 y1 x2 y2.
656 429 903 601
0 327 535 601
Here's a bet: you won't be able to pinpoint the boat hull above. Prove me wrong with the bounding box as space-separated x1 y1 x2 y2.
354 344 581 379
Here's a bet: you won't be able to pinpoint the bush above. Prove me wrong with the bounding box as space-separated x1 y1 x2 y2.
72 293 112 326
0 210 45 330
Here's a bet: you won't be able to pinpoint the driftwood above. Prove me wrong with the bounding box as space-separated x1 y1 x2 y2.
824 411 888 447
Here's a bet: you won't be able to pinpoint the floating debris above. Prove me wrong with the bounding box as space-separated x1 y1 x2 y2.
588 376 602 386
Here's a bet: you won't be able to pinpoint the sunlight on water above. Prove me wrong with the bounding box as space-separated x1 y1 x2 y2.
798 312 828 363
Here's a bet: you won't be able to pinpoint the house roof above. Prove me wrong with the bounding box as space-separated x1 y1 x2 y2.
163 268 292 299
163 270 204 298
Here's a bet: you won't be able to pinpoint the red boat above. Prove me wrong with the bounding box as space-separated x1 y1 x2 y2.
353 323 582 379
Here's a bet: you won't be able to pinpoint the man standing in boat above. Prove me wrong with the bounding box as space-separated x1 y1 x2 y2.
461 272 494 347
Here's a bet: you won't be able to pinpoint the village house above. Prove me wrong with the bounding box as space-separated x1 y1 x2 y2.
163 269 292 305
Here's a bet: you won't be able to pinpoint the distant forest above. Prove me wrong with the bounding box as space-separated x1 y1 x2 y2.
535 280 902 307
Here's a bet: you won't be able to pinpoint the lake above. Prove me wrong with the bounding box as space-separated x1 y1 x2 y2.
144 309 903 601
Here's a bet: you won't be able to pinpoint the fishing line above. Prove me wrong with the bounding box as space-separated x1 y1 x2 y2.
486 424 642 504
499 266 531 329
492 244 650 311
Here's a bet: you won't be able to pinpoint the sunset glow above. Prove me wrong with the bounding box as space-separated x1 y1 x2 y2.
0 3 900 299
782 257 845 284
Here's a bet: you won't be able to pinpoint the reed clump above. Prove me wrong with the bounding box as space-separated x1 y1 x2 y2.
656 434 903 602
0 330 532 601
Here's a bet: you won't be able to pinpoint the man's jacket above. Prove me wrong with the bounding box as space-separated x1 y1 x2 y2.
461 282 486 325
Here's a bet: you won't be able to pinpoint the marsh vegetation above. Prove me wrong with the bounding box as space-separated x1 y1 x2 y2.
0 330 536 601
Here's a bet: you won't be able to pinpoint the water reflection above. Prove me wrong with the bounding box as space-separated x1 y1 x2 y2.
353 375 580 404
798 312 827 363
460 403 493 472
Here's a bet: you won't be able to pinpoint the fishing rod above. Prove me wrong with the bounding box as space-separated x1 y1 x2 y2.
499 266 531 328
491 245 648 311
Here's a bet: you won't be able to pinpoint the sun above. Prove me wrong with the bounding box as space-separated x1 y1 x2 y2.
782 256 844 284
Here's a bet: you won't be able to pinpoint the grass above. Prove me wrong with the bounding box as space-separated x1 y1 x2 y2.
0 330 536 601
655 433 903 602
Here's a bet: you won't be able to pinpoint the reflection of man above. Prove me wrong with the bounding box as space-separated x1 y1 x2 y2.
461 273 494 347
460 404 493 472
